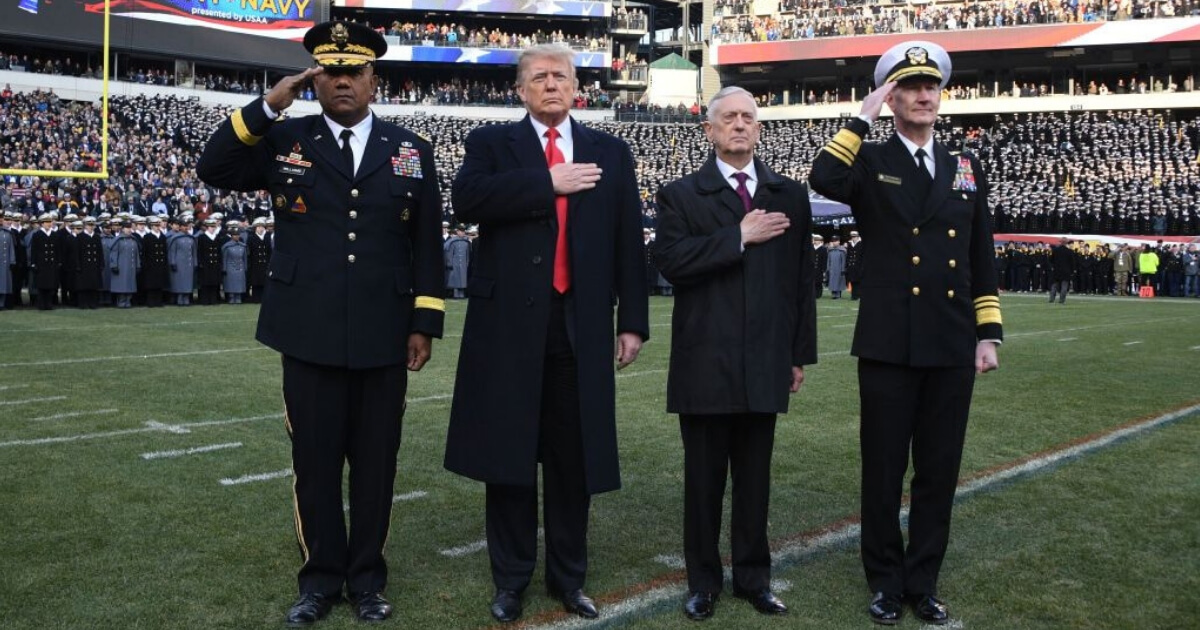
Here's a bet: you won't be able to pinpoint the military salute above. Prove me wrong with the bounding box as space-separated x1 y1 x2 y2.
810 41 1002 626
197 20 445 626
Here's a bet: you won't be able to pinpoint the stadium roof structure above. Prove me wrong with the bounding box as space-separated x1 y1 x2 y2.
650 52 697 70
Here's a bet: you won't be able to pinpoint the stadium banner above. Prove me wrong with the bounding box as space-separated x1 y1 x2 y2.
337 0 611 18
712 17 1200 66
0 0 327 69
381 45 610 68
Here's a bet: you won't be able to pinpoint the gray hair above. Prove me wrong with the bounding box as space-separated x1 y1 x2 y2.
707 86 757 122
516 44 576 85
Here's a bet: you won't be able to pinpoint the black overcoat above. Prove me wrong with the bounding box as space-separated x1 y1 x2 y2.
444 116 649 494
654 155 817 415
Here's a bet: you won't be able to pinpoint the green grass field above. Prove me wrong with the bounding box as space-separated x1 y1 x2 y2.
1 293 1197 630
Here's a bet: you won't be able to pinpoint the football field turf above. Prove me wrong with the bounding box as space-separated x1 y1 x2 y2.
1 293 1197 629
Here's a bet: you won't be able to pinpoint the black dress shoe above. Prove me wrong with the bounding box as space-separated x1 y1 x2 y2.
683 591 717 621
285 593 336 626
551 588 599 619
908 593 949 625
490 589 523 623
732 588 788 615
349 591 392 622
868 592 903 626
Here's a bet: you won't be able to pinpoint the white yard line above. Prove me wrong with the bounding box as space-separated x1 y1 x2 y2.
0 384 29 391
439 539 488 558
142 442 243 460
0 318 257 334
1057 338 1078 342
0 347 267 368
219 467 293 486
521 402 1200 630
1123 341 1143 346
0 395 67 407
30 408 119 422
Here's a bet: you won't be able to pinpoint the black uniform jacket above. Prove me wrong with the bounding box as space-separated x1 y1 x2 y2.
809 118 1002 368
444 115 649 495
197 97 445 369
654 155 817 415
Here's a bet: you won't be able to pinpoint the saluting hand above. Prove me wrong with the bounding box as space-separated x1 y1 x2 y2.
859 81 896 123
740 209 790 246
407 333 432 371
264 67 323 115
550 163 602 196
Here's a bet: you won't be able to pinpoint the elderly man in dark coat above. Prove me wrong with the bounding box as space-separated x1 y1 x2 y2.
654 86 817 621
444 43 649 624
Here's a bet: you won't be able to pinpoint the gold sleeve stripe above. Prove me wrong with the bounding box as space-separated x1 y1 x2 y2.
832 129 862 156
231 109 262 146
976 307 1002 326
822 144 853 166
974 296 1001 307
415 296 446 311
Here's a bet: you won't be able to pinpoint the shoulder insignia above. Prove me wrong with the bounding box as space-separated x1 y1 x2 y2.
415 132 431 143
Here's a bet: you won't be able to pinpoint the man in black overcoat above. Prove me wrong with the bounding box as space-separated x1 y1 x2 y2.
809 41 1003 626
653 86 817 621
29 213 60 310
197 21 445 626
443 43 649 624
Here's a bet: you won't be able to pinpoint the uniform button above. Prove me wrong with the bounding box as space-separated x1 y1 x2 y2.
912 256 920 265
287 178 294 184
532 255 542 265
948 229 957 238
351 189 359 198
348 232 357 241
348 254 356 263
349 210 358 219
947 290 956 299
949 259 957 268
406 192 414 198
912 286 920 296
912 227 920 236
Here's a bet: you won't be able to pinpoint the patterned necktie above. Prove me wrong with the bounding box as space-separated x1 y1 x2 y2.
545 127 570 293
732 172 753 213
915 148 933 182
339 129 354 175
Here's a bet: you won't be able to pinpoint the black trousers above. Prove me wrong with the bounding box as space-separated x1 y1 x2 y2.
35 285 55 310
281 355 408 597
858 359 975 597
680 413 776 594
145 289 163 307
486 294 590 594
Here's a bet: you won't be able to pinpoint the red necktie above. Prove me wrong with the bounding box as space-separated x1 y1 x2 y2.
732 172 753 213
545 127 570 293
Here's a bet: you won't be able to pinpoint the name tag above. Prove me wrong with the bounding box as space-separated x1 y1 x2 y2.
877 174 903 186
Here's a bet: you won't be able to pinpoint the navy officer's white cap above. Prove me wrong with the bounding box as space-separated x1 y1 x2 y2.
874 40 951 89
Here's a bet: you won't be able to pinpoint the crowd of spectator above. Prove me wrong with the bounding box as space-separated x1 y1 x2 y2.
373 19 608 51
2 90 1199 239
713 0 1200 44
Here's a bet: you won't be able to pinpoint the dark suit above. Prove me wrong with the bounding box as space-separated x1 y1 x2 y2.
810 118 1002 597
654 155 816 594
444 115 649 593
29 228 60 310
198 97 445 598
141 231 169 307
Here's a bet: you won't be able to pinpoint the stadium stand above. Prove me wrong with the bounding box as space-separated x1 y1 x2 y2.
2 88 1197 239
